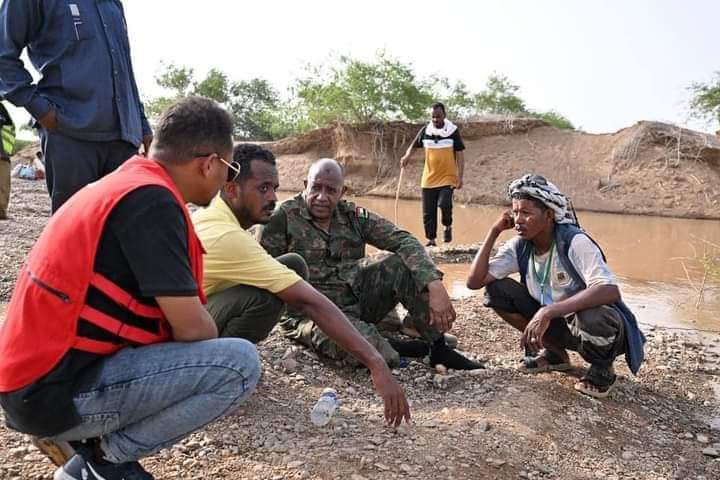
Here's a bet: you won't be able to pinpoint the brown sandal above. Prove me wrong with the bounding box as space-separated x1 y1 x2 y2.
518 349 572 373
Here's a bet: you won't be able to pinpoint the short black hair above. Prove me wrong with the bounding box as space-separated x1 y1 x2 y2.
152 96 234 163
431 102 446 114
511 192 548 211
232 143 276 182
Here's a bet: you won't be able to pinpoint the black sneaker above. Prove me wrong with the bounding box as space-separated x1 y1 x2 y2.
430 341 484 370
387 338 430 357
443 227 452 243
54 447 154 480
425 239 437 247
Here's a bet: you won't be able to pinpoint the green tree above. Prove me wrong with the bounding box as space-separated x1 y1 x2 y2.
292 52 434 130
194 69 230 104
430 76 477 120
474 74 527 115
689 72 720 126
228 79 281 140
144 62 194 118
145 62 282 140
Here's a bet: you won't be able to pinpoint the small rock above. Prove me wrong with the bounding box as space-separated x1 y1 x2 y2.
399 463 413 473
281 358 298 373
621 450 633 460
476 420 490 432
702 447 719 458
185 440 201 451
435 364 447 374
287 460 304 469
485 458 506 468
8 447 26 458
696 433 710 444
394 422 414 437
434 374 449 389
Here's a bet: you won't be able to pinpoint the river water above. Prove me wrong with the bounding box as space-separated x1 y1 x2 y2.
350 196 720 333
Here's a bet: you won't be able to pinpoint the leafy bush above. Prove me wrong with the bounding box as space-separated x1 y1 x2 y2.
529 110 575 130
145 56 576 140
688 72 720 127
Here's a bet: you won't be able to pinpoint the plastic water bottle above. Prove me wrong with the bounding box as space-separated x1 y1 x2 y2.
310 388 338 426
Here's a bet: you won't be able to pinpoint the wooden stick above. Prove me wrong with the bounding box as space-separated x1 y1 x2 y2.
394 167 405 225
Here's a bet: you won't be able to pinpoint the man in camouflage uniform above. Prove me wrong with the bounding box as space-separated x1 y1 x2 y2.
260 158 482 370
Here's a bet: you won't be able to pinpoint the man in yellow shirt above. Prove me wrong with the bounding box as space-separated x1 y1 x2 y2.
192 144 310 342
400 102 465 246
191 151 304 342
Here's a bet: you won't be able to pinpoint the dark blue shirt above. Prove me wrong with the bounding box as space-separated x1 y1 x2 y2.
0 0 150 146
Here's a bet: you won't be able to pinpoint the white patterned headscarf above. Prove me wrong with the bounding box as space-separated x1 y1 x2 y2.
507 174 578 225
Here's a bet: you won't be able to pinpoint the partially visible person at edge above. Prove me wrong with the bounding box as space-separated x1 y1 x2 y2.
466 174 645 398
0 0 152 213
259 158 483 371
0 99 15 220
192 144 410 419
0 97 261 480
400 102 465 247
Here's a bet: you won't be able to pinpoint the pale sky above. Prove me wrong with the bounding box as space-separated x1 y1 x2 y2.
6 0 720 135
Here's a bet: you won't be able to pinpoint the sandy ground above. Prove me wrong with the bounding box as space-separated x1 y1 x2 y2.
1 180 720 479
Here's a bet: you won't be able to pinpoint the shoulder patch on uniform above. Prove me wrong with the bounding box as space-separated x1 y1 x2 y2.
355 207 369 220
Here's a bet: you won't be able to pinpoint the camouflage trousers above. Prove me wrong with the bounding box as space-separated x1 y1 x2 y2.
0 158 9 219
281 253 443 367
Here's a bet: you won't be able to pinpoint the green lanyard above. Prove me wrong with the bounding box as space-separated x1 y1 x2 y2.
530 243 554 306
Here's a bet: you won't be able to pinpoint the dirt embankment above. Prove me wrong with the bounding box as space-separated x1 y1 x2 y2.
267 119 720 219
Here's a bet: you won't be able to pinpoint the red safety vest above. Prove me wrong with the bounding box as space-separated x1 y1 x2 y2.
0 156 206 391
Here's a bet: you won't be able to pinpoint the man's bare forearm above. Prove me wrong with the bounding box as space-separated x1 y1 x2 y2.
467 228 501 289
456 150 465 179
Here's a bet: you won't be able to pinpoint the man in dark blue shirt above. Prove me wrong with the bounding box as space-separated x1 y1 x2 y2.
0 0 152 212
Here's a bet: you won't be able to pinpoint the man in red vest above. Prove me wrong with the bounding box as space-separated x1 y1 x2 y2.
0 96 409 480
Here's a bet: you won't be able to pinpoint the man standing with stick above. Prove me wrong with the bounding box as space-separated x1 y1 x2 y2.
400 102 465 246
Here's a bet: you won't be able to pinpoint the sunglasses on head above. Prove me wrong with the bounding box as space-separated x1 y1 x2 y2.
194 153 241 182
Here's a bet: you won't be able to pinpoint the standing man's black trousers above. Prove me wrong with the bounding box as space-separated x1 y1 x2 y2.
421 186 453 241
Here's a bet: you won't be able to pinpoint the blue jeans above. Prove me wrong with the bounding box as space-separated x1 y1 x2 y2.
51 338 261 463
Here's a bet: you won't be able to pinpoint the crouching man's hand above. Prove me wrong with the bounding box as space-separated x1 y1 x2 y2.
521 306 555 353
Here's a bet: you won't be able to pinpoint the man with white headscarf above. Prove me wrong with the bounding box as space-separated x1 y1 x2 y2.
466 174 645 398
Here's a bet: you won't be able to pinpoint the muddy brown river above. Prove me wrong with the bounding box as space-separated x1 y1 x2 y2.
348 196 720 333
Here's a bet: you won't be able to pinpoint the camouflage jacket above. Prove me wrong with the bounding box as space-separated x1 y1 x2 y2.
259 193 442 308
